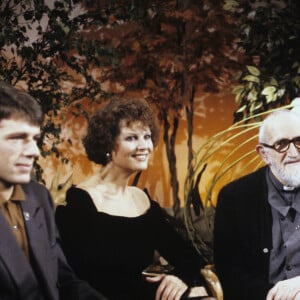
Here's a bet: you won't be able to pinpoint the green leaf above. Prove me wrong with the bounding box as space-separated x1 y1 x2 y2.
236 104 246 113
261 86 276 95
246 65 260 76
223 0 239 11
292 76 300 86
269 78 278 86
250 102 262 112
235 92 243 105
263 91 277 104
232 85 244 95
242 75 260 83
248 90 257 102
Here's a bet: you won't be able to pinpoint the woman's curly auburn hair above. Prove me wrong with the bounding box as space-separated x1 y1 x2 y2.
83 98 160 165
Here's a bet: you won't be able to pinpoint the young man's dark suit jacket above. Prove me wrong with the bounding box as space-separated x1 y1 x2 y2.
0 180 106 300
214 166 274 300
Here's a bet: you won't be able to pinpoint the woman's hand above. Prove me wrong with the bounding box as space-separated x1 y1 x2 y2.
146 274 188 300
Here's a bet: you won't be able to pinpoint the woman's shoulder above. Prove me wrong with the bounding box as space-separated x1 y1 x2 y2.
129 186 164 214
67 185 90 197
127 186 151 215
60 185 95 213
76 176 97 190
129 185 147 198
71 176 102 198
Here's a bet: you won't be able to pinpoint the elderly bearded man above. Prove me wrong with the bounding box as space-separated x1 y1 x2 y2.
214 109 300 300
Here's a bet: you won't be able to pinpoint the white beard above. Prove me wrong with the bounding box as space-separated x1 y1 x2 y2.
274 162 300 187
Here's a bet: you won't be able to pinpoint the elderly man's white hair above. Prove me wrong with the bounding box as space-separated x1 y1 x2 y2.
258 109 300 143
291 97 300 115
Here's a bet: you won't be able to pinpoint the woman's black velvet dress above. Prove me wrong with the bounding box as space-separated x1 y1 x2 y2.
56 187 205 300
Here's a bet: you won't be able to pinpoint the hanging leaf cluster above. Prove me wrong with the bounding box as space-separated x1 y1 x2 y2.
224 0 300 121
0 0 106 181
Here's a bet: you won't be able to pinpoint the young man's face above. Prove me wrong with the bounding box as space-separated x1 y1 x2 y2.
0 118 40 189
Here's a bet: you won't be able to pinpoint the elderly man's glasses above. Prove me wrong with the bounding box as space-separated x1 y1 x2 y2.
261 136 300 153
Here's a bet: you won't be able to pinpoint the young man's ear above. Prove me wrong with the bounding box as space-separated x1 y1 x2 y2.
256 144 269 164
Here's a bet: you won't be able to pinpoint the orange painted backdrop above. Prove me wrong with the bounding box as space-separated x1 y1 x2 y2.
39 88 260 208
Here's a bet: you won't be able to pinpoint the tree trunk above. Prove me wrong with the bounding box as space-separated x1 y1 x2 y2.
162 111 181 217
185 85 195 180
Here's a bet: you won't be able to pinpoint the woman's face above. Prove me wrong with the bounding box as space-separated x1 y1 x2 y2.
111 120 154 173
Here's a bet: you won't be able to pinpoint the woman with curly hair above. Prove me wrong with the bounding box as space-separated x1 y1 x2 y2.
56 98 213 300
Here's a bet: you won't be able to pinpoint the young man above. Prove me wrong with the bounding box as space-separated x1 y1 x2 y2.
214 109 300 300
0 82 107 299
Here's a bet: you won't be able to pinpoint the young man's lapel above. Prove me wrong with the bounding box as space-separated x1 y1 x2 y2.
0 211 39 296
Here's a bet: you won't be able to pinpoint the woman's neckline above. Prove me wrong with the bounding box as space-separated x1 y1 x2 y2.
73 186 152 219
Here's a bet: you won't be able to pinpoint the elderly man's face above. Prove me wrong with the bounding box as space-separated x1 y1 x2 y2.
258 114 300 187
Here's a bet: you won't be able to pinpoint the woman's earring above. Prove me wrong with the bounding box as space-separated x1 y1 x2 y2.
106 152 111 162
